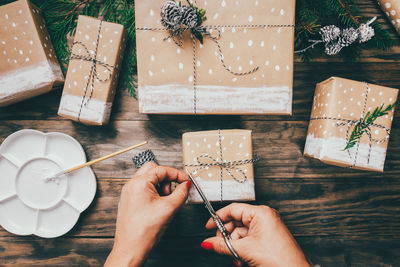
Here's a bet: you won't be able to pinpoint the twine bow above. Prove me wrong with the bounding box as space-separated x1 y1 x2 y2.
311 83 395 166
69 20 115 121
184 130 258 201
136 0 295 114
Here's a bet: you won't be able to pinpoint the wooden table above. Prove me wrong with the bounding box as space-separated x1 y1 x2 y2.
1 3 400 267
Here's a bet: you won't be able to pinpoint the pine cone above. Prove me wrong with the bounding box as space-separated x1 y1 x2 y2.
358 23 375 43
339 28 359 47
325 42 344 55
320 25 341 43
161 1 182 30
181 5 198 28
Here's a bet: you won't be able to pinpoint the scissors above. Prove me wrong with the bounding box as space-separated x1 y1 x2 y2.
187 171 241 262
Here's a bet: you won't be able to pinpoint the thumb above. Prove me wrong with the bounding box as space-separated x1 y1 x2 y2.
165 181 190 210
201 236 243 257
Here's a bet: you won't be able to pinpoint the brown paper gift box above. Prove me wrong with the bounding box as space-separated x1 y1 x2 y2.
378 0 400 35
135 0 295 115
183 130 255 203
0 0 64 107
58 15 126 125
304 77 398 172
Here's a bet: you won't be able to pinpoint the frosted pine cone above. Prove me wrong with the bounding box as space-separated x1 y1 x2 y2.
325 42 344 55
161 1 182 30
339 28 359 47
358 23 375 43
181 5 198 28
320 25 341 43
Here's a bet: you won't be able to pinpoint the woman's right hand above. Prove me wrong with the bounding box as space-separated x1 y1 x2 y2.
201 203 310 267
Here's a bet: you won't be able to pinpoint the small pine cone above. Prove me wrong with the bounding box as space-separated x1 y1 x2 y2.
181 5 198 28
320 25 341 43
357 23 375 43
339 28 359 47
161 1 182 30
325 42 344 55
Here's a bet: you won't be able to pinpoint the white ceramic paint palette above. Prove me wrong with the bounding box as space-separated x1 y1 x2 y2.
0 130 96 238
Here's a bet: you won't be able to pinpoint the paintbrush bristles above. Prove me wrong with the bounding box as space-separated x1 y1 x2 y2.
43 141 148 182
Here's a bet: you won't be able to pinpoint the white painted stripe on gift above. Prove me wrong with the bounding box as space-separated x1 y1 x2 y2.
58 93 112 124
139 84 292 114
187 176 255 203
0 61 63 106
304 134 386 171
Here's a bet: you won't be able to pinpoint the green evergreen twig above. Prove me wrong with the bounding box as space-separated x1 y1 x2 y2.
344 100 398 150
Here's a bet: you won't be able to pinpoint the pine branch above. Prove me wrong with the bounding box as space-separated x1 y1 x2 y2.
344 100 398 150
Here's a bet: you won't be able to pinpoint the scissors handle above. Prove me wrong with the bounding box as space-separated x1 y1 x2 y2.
212 216 241 261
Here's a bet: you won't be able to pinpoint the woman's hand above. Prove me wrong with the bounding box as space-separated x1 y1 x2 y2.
201 203 310 267
105 162 191 267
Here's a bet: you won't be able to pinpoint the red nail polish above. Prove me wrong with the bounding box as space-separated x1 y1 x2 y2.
233 259 241 266
186 181 192 189
200 241 213 250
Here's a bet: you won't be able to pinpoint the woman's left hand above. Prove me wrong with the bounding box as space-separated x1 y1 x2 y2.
105 162 191 267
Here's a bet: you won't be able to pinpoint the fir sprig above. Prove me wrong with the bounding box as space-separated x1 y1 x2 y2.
344 101 398 150
1 0 138 98
295 0 395 61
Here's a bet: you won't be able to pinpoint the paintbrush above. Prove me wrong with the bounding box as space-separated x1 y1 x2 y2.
44 141 148 182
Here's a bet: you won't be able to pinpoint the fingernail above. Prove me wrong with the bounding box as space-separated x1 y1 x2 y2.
186 181 192 189
233 259 241 266
200 241 213 250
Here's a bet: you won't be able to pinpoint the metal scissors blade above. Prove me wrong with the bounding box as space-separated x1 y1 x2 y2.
187 171 241 261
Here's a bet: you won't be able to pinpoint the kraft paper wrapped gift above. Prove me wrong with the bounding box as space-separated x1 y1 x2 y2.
183 130 256 203
135 0 295 115
378 0 400 35
0 0 64 107
304 77 398 172
58 15 126 125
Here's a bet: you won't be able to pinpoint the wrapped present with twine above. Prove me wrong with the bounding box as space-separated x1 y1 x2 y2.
378 0 400 36
135 0 295 115
58 15 126 125
183 130 257 203
304 77 398 172
0 0 64 107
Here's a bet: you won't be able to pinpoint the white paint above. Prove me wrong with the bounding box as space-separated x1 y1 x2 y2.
58 94 112 124
304 134 386 171
187 176 255 203
139 84 292 114
0 129 96 238
0 61 63 107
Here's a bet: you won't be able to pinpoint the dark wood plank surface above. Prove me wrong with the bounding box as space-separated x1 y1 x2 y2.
1 1 400 266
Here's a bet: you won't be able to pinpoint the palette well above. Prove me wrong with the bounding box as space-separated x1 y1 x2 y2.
0 129 96 238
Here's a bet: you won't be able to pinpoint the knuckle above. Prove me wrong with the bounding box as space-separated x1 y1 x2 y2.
259 205 280 218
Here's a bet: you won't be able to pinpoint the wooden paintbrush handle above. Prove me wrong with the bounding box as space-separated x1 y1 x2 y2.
66 141 148 173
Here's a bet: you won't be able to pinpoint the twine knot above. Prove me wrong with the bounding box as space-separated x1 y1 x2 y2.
69 21 115 121
186 154 257 184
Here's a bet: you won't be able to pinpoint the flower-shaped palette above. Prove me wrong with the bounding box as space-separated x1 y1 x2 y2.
0 130 96 238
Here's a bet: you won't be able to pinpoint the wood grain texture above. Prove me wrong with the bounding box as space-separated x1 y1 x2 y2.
1 1 400 266
1 236 400 267
2 177 400 238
